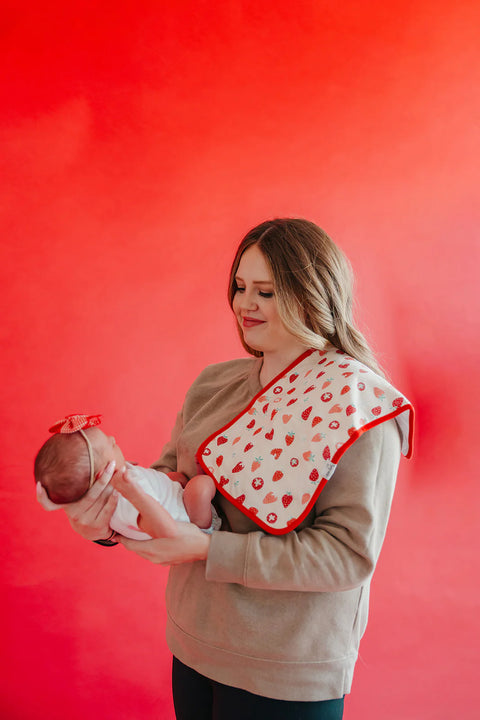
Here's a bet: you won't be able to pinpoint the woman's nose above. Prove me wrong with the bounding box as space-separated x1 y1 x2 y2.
241 290 258 311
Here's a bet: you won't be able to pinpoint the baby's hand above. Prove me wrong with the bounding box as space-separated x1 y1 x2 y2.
113 468 179 538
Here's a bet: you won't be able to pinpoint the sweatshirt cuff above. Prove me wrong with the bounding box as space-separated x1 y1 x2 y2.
205 530 251 584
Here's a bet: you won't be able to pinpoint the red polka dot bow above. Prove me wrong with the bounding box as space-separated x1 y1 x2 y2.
49 414 102 434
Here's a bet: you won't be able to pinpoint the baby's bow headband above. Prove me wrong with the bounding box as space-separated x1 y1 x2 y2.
49 414 102 489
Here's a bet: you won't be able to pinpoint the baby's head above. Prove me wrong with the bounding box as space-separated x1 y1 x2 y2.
34 427 125 504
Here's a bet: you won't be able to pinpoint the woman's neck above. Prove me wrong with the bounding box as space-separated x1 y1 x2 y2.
259 344 310 387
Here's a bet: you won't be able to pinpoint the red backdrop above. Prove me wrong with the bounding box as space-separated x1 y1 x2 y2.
1 2 478 718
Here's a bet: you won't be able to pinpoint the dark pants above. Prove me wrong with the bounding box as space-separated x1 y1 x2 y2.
172 657 344 720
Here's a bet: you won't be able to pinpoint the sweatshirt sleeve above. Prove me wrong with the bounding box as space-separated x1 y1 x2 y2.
151 409 184 474
205 419 401 592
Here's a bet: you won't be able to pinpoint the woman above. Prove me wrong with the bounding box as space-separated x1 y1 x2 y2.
38 218 413 719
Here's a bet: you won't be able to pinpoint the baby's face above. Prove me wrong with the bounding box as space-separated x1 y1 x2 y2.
86 427 126 475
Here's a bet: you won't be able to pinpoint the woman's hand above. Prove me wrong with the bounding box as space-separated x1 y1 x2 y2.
36 461 119 542
112 470 211 565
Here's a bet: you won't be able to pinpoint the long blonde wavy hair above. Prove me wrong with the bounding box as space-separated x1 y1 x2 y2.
227 218 384 377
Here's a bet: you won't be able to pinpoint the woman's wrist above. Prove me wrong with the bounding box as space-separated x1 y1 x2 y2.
93 529 118 546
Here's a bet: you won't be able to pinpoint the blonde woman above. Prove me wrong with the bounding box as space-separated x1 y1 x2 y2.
37 219 414 720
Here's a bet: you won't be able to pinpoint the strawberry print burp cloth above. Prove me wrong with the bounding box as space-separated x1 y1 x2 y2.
197 347 414 535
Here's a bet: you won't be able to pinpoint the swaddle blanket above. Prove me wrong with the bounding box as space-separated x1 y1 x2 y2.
197 347 414 534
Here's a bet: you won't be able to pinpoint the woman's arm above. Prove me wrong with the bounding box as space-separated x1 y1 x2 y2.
205 420 401 592
115 420 401 590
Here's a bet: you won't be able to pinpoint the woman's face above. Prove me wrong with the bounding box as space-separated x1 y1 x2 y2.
232 244 300 355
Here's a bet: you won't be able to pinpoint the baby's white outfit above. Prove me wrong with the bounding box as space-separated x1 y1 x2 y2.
110 463 219 540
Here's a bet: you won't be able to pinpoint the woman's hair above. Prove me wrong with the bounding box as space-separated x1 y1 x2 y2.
228 218 383 376
34 433 101 504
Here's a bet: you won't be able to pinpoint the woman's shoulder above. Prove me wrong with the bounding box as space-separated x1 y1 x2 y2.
190 356 258 389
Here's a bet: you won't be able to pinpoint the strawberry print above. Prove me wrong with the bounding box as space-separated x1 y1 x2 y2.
329 404 342 413
263 492 277 504
282 493 293 508
302 406 313 420
251 457 262 471
199 345 412 535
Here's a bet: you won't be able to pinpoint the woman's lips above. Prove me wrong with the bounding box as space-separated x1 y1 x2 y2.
242 317 265 328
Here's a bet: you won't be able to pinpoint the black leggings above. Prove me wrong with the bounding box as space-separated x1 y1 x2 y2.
172 657 344 720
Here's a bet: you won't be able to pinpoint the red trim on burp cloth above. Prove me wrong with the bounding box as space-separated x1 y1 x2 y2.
197 347 414 535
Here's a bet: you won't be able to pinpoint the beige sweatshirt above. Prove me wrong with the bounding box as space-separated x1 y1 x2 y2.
153 356 401 702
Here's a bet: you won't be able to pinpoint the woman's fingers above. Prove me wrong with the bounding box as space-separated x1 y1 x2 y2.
63 461 117 522
62 461 119 541
112 469 178 538
36 482 65 511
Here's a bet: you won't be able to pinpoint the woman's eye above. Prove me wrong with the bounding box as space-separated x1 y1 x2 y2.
236 286 245 293
259 291 274 298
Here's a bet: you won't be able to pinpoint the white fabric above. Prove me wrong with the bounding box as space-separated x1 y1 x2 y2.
110 463 190 540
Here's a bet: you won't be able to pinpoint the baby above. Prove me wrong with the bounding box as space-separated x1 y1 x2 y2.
34 414 220 540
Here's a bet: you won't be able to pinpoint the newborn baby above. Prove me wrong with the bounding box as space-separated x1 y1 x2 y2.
34 414 219 539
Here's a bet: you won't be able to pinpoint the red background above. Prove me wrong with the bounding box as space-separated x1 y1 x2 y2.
1 2 479 718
